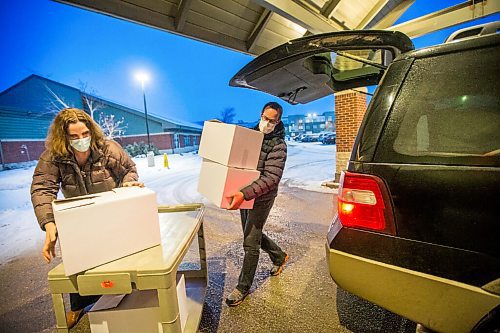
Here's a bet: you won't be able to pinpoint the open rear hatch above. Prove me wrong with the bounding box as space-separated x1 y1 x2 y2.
230 30 414 104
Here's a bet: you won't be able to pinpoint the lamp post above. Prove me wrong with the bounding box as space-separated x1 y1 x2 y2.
135 72 151 148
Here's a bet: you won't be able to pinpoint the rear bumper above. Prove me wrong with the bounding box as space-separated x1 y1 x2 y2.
326 239 500 333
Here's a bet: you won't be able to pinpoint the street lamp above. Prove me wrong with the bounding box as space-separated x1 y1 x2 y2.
135 71 151 148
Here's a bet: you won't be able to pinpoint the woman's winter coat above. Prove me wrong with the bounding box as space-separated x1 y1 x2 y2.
31 140 138 230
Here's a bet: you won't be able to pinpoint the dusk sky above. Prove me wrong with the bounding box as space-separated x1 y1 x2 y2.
1 0 498 123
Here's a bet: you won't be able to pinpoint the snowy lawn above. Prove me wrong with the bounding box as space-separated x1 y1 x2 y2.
0 142 336 263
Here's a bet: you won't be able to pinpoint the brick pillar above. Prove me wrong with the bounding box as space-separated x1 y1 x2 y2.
334 88 367 182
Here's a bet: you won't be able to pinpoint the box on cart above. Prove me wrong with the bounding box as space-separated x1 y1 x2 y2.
197 159 260 209
52 187 160 276
89 274 188 333
198 120 263 169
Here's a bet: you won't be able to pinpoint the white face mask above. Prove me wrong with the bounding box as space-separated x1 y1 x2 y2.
70 136 91 152
259 119 277 134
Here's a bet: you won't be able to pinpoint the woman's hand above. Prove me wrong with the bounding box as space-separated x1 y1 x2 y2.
122 181 145 188
42 222 58 263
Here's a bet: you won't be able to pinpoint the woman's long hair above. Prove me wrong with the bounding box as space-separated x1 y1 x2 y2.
46 108 105 157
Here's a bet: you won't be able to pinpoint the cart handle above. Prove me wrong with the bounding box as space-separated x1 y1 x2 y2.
157 203 204 213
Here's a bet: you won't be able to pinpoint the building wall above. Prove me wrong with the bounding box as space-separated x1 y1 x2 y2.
0 139 45 164
1 133 201 164
0 75 202 164
285 112 335 137
0 107 53 139
116 133 174 150
334 89 367 181
97 107 164 135
0 75 83 113
0 76 83 140
116 133 201 151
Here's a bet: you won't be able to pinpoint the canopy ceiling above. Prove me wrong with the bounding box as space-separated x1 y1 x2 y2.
55 0 499 56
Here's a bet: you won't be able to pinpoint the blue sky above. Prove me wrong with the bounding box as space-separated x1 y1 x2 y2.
0 0 498 123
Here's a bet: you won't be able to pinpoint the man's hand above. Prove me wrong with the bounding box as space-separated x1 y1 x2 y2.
227 192 245 210
122 181 145 188
42 222 58 263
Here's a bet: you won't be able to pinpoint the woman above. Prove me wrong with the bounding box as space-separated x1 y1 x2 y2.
31 107 143 328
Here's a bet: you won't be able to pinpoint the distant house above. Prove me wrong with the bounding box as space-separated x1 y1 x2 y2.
0 75 202 164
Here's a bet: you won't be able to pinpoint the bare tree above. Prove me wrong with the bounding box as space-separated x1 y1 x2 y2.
79 81 104 120
99 112 127 139
42 81 126 139
41 84 69 117
218 107 236 123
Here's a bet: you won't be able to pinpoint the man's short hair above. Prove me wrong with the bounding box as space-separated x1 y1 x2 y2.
261 101 283 120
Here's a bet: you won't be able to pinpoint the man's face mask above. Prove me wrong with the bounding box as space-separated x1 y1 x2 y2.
259 114 279 134
70 136 91 152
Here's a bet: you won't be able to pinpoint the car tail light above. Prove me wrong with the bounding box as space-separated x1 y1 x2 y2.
337 171 395 234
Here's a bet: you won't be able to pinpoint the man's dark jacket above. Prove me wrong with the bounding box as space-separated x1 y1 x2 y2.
241 121 287 203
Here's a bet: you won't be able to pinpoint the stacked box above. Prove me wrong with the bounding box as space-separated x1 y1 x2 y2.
197 121 263 209
52 187 160 276
198 120 263 169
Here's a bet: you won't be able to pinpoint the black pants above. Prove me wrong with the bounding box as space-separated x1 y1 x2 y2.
70 293 100 311
237 198 286 293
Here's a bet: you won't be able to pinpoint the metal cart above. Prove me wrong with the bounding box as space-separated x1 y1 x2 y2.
48 204 207 333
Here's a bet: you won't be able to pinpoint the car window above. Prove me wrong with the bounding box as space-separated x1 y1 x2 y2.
375 45 500 166
328 49 386 82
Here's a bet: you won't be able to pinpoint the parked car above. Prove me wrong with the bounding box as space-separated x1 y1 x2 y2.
317 132 330 141
321 133 336 145
300 134 320 142
294 134 306 142
230 28 500 332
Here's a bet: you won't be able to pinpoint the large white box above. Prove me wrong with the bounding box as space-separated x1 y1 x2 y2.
89 274 188 333
197 159 260 209
198 121 263 169
52 187 160 276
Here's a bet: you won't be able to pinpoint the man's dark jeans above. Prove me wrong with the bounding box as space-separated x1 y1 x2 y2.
237 198 286 293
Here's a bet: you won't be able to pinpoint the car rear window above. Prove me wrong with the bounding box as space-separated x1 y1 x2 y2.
375 45 500 166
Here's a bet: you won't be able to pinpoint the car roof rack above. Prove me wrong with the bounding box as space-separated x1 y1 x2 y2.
444 21 500 43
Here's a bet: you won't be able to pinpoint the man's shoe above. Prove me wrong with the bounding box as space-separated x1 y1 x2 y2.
66 309 84 329
225 288 249 307
270 253 289 276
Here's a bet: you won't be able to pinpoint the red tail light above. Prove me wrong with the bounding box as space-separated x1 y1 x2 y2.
337 171 395 234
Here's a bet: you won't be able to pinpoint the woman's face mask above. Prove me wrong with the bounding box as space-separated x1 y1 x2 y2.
70 136 91 152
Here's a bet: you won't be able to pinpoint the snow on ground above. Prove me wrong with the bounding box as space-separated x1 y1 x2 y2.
283 141 336 193
0 142 336 263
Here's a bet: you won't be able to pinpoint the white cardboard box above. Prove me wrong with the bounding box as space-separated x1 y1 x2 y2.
52 187 160 276
197 159 260 209
89 274 188 333
198 121 263 169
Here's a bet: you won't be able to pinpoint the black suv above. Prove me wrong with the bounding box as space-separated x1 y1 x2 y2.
231 28 499 332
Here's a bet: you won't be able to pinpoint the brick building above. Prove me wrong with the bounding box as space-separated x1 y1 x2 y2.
284 111 335 138
334 88 368 181
0 75 202 165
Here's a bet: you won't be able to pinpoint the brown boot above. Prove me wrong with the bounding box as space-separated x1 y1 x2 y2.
66 309 84 329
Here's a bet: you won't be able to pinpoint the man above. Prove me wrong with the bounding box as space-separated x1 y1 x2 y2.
225 101 289 307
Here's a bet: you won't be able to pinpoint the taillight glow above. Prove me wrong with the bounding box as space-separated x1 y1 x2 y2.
337 171 395 234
